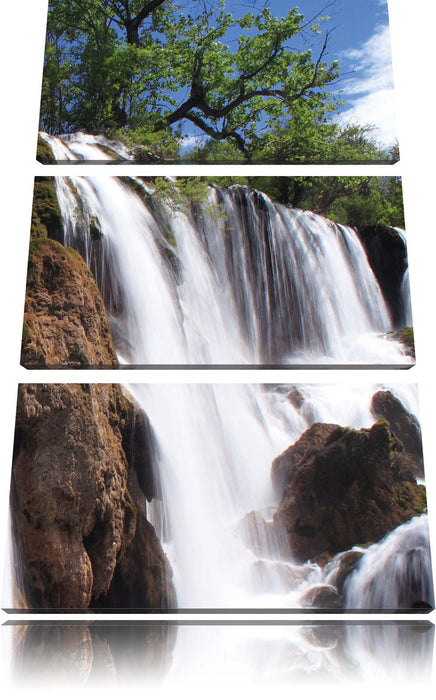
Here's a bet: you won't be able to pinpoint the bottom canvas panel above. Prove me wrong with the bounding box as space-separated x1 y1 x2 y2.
4 621 434 686
6 383 433 612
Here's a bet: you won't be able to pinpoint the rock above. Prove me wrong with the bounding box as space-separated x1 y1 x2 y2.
11 384 175 611
271 423 340 497
300 585 342 609
286 388 305 410
21 239 118 368
387 327 415 359
324 550 364 594
357 224 407 327
36 135 56 165
89 217 103 240
121 389 161 502
273 421 427 564
370 390 423 478
250 560 314 594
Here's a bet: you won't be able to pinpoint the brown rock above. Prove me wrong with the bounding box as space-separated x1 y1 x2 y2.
271 423 339 496
273 421 427 564
371 390 423 478
11 384 175 611
21 239 118 368
324 550 364 593
300 585 342 609
286 388 305 410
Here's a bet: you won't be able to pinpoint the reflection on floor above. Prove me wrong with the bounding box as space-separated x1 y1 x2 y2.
4 621 433 686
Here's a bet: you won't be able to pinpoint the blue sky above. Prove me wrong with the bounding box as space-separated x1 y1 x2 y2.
182 0 396 147
237 0 395 143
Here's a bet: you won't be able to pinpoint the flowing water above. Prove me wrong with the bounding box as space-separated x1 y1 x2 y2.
42 136 413 367
33 135 431 614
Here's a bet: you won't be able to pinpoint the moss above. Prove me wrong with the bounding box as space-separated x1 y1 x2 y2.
28 237 47 259
394 482 427 514
98 144 125 161
119 176 148 200
415 484 427 513
64 246 83 261
36 135 56 164
399 327 414 344
28 237 64 260
22 322 30 345
30 177 63 241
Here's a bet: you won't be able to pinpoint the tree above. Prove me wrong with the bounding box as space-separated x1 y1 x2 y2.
153 4 340 158
40 0 343 159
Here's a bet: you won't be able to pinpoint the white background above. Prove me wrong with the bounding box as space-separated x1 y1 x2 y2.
0 0 435 697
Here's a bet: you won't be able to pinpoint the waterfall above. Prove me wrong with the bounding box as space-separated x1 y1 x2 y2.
40 132 132 162
401 268 413 326
345 516 434 610
47 172 412 367
34 136 429 612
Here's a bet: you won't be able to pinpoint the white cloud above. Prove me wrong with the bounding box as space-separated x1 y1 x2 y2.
338 24 397 145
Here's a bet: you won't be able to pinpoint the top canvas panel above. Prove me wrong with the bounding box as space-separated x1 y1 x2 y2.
37 0 398 164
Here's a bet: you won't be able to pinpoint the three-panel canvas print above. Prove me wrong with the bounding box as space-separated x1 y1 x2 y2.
2 0 434 686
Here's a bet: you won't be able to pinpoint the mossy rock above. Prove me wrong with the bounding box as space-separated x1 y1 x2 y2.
36 135 56 164
400 327 414 344
119 176 148 201
98 144 126 161
30 177 63 242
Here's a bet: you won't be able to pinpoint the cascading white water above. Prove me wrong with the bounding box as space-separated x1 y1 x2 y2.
41 132 132 162
38 136 430 612
48 174 412 366
345 516 434 610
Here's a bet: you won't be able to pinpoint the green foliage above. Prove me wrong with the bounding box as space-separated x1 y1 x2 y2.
252 120 388 164
40 0 353 161
200 175 404 230
150 177 211 214
115 127 181 161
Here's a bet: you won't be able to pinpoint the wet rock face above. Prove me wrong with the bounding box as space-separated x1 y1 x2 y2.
273 421 427 564
371 390 424 478
11 384 175 611
357 224 407 327
271 423 340 496
21 239 118 368
299 585 342 610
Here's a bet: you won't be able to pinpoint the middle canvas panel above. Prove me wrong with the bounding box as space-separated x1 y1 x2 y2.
23 176 413 369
